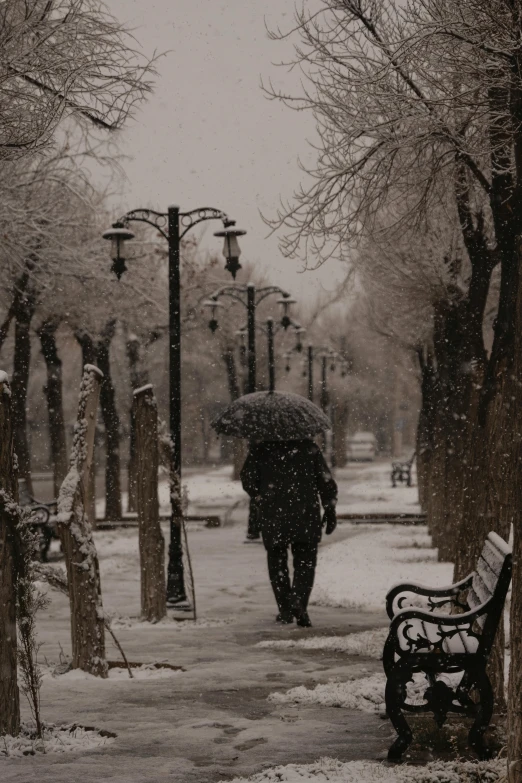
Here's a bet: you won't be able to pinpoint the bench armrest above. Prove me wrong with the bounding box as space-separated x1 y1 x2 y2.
387 601 489 655
386 574 473 619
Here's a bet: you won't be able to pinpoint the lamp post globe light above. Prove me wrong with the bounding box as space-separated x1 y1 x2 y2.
103 205 246 607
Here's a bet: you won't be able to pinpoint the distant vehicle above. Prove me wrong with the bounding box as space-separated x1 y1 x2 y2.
346 431 377 462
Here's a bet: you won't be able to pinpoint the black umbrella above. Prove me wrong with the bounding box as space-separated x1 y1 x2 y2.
211 391 331 441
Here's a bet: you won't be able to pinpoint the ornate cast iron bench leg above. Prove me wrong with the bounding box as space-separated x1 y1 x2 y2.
468 669 494 760
382 633 397 678
385 660 413 761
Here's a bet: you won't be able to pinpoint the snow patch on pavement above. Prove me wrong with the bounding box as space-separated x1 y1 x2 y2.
313 524 453 612
44 664 183 682
269 672 464 715
109 614 232 630
0 723 115 757
257 628 388 659
224 757 504 783
269 674 387 713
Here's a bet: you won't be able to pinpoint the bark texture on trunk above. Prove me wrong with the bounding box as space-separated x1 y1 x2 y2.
11 290 36 495
331 395 349 468
75 332 98 525
57 365 107 677
38 320 68 499
415 348 437 514
222 343 245 480
126 335 149 513
96 321 121 522
134 386 166 622
0 374 20 735
0 263 35 356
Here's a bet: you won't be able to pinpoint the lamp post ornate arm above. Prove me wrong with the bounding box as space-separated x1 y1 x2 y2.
103 204 246 608
286 344 346 403
204 283 296 394
114 206 235 239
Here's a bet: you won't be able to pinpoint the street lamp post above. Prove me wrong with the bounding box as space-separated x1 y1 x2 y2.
266 318 276 393
204 284 296 394
264 319 305 392
307 345 314 401
290 344 348 466
103 206 245 606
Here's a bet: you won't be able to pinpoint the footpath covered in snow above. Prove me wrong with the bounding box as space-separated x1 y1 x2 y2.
1 460 502 783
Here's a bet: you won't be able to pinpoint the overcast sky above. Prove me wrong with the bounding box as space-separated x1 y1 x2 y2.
105 0 347 301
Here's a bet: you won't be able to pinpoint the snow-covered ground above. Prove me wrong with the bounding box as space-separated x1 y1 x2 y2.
336 461 421 516
257 628 387 658
225 757 504 783
96 465 247 519
2 459 496 782
313 524 453 612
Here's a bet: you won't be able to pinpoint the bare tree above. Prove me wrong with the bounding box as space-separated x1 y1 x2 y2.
0 0 155 160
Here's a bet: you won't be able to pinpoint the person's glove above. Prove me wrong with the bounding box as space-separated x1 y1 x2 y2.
323 505 337 535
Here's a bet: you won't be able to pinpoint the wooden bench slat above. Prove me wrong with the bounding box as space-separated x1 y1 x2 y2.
476 557 499 593
466 588 486 628
472 572 494 604
481 540 505 576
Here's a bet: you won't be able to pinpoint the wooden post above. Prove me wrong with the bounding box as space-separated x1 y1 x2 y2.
134 385 166 622
0 371 21 734
57 364 107 676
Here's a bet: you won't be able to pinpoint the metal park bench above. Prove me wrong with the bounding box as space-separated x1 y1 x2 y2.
18 479 58 562
391 452 415 488
383 531 512 761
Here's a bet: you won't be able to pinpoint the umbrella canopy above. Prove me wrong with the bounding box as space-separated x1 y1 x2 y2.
211 391 331 441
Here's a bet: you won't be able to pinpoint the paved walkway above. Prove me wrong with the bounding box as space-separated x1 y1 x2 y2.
4 521 390 782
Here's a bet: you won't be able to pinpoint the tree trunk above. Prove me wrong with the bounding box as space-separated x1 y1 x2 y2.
75 332 98 524
97 321 121 521
134 385 166 622
0 263 35 357
332 397 349 468
0 373 21 735
57 365 107 677
415 348 437 514
201 407 210 464
126 334 149 513
11 292 35 495
38 320 68 498
232 439 247 481
427 403 448 555
222 343 245 479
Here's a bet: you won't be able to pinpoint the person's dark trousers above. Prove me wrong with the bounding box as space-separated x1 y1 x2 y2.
291 541 318 610
266 540 319 614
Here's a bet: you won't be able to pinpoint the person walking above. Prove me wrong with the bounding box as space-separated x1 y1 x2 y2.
240 438 338 627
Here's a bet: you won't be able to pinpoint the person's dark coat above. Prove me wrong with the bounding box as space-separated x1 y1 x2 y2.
240 439 338 548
